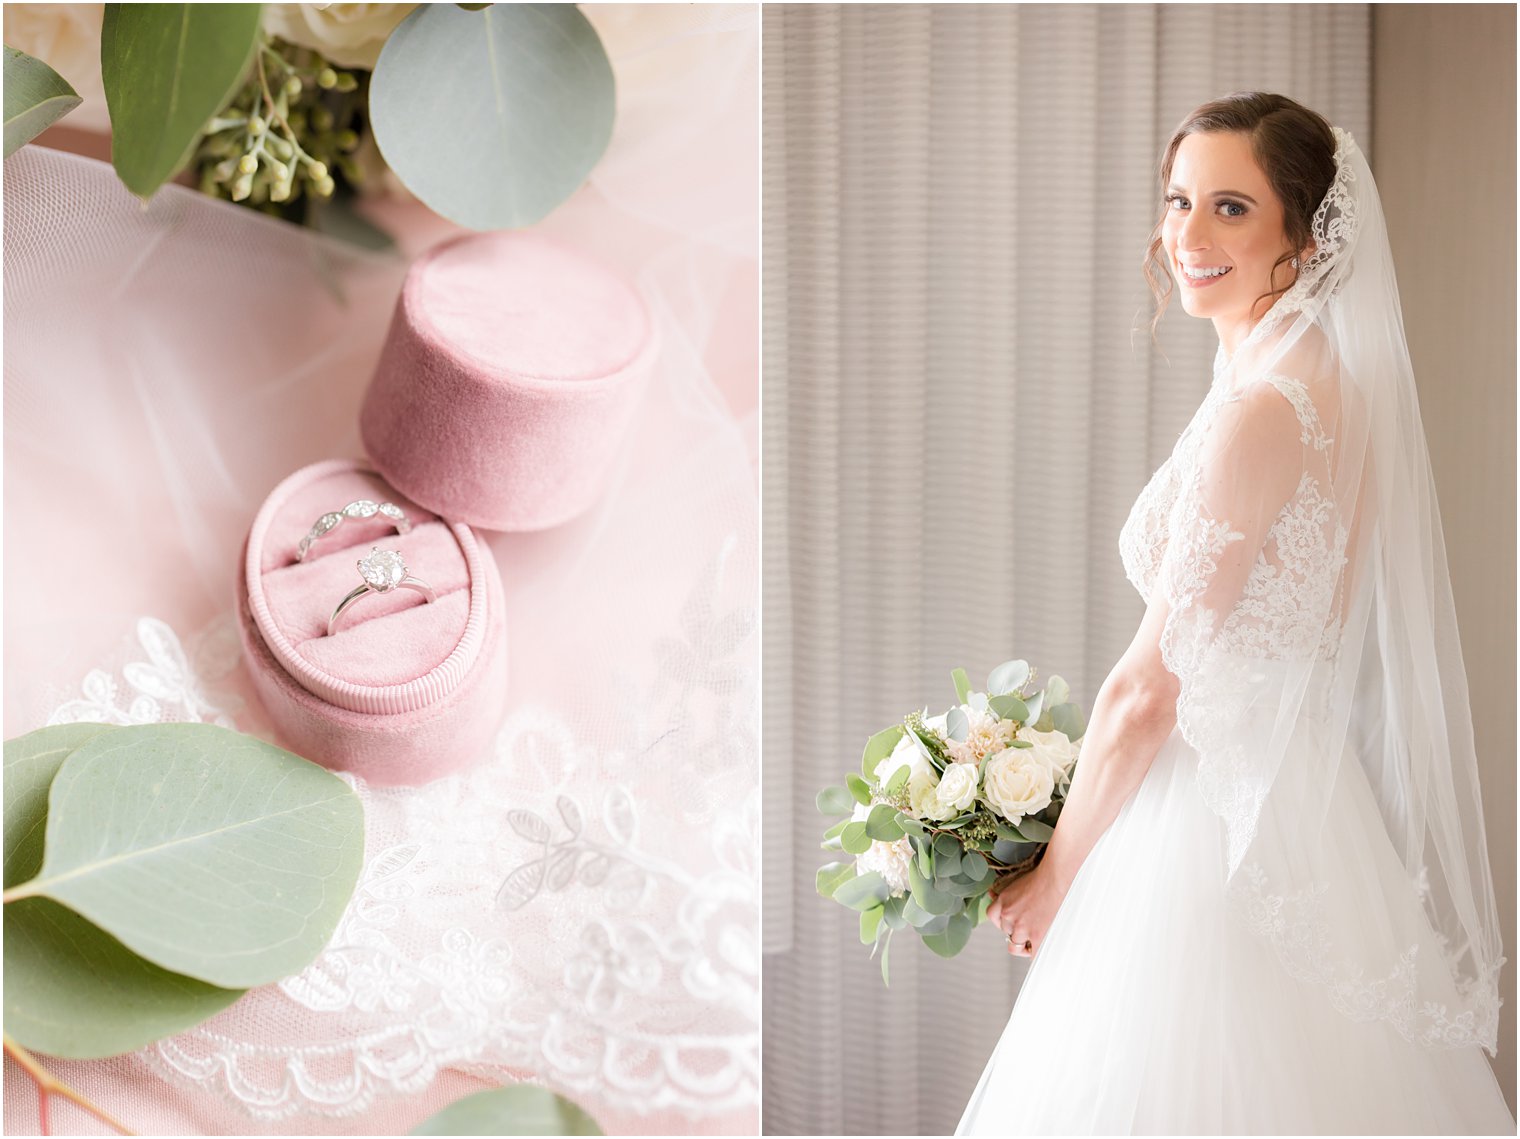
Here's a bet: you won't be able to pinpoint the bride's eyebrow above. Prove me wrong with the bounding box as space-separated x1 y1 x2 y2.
1166 184 1260 205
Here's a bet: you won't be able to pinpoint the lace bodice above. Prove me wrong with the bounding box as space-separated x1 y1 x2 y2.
1118 366 1349 663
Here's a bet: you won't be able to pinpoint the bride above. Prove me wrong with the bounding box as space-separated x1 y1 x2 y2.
956 93 1515 1135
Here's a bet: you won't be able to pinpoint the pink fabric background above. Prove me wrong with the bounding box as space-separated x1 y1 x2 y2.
3 5 758 1134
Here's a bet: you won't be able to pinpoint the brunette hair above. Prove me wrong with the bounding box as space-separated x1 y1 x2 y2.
1142 92 1337 342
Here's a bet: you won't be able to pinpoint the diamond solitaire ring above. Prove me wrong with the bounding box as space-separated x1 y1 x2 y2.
297 499 410 561
328 547 438 636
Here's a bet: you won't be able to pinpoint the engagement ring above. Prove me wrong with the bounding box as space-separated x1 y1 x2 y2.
298 499 410 561
328 547 437 636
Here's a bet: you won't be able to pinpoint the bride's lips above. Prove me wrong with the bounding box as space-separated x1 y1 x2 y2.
1178 260 1233 289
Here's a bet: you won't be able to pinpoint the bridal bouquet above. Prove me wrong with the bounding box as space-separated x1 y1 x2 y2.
816 660 1086 982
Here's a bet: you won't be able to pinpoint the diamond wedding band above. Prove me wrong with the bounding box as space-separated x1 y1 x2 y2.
298 499 411 561
328 547 437 636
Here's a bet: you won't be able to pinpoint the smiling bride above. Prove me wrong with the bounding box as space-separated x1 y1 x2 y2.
957 92 1514 1135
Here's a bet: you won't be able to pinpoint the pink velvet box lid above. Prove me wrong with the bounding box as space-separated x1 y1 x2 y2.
237 458 508 785
359 230 660 532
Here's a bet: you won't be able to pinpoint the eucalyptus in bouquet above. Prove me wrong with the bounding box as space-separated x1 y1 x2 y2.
816 660 1087 982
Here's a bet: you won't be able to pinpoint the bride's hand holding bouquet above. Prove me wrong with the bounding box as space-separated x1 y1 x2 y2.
816 659 1088 982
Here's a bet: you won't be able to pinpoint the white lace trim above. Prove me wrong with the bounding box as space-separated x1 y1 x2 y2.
41 561 758 1122
1231 862 1503 1055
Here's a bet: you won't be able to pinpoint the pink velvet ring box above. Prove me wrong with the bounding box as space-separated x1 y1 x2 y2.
236 459 508 786
359 230 660 532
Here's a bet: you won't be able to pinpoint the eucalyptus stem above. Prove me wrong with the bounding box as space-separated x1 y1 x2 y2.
3 1035 137 1136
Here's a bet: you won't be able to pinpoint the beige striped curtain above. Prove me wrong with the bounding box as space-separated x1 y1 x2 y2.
761 6 1370 1134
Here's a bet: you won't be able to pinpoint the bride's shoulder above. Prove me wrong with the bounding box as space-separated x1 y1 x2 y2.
1228 331 1340 449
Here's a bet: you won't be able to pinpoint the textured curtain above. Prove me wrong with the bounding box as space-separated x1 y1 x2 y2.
761 5 1370 1135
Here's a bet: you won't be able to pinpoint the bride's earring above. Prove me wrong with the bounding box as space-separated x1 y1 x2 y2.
1291 256 1300 270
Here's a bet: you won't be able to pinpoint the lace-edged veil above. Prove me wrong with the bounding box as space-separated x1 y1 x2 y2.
1157 124 1504 1053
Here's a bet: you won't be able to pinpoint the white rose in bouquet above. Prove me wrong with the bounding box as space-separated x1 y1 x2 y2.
874 732 939 819
1024 727 1081 784
982 750 1055 825
923 761 979 822
262 3 417 69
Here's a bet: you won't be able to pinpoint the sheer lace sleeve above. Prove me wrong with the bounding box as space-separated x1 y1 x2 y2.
1157 374 1346 871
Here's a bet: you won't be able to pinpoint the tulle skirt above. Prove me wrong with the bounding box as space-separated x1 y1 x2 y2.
955 726 1516 1136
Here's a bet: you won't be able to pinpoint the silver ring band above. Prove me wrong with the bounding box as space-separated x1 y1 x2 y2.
328 547 437 636
298 500 411 562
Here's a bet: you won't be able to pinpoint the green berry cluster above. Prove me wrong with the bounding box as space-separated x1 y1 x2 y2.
194 38 368 217
958 812 998 843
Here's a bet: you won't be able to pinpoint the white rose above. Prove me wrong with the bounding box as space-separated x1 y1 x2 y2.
3 4 111 134
262 4 418 69
923 761 978 822
1024 728 1081 784
874 732 945 821
982 750 1055 825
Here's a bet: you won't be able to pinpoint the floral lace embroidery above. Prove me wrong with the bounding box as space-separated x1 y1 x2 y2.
42 542 759 1124
1232 862 1502 1054
1121 363 1500 1056
1259 374 1334 451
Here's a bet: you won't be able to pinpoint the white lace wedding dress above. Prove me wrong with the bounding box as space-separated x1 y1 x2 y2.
956 348 1515 1135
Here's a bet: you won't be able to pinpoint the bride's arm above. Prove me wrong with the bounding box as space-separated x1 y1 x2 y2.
1036 587 1178 897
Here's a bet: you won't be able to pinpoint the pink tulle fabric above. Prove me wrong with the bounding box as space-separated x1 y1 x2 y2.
2 4 758 1134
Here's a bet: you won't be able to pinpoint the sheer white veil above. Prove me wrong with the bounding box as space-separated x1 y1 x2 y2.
1157 123 1504 1053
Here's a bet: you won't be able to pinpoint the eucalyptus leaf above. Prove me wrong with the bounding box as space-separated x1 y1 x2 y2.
990 838 1026 865
962 850 989 879
908 860 955 916
989 693 1029 723
1051 702 1087 740
822 819 849 842
861 725 905 779
864 803 903 842
1015 817 1056 842
880 930 892 985
833 871 889 912
895 813 927 837
845 772 872 806
945 706 969 743
840 822 871 855
4 897 242 1059
10 723 364 989
950 667 971 705
816 861 855 899
100 4 262 198
859 904 884 945
815 784 854 816
410 1086 602 1136
880 895 908 931
901 895 935 928
883 763 909 798
1046 675 1071 708
987 659 1030 696
1021 690 1044 727
921 912 974 958
915 911 952 936
370 4 614 230
4 46 81 158
4 724 117 888
1007 738 1034 749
